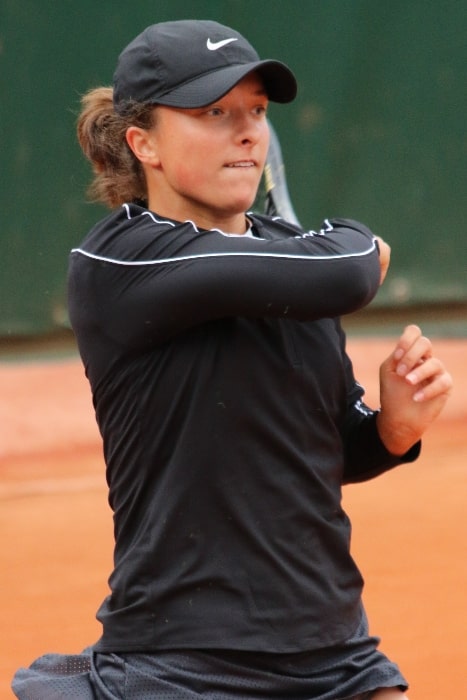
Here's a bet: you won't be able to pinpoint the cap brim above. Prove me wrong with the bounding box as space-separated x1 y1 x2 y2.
154 60 297 107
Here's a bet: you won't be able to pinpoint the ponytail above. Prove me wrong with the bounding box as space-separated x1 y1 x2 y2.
77 87 155 209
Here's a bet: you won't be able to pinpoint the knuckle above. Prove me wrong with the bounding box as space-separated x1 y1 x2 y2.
442 371 453 391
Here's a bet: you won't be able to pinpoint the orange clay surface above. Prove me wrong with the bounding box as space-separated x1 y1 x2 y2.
1 336 466 699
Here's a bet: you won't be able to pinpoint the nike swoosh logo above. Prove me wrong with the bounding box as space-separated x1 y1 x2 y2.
206 37 238 51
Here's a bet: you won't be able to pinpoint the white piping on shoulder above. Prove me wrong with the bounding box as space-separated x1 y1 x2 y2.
124 204 176 228
130 205 256 238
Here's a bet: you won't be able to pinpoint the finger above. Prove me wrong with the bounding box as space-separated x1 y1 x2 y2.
375 236 391 285
395 334 433 376
393 324 422 361
404 357 445 386
412 369 453 403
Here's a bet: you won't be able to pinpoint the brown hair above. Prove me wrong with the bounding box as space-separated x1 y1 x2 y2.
77 87 156 209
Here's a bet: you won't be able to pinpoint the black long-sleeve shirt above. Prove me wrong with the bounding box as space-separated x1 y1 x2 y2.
68 204 419 653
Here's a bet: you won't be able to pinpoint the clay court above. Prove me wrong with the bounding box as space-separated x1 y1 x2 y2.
1 334 466 699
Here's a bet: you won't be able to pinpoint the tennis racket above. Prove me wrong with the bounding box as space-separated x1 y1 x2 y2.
263 120 301 227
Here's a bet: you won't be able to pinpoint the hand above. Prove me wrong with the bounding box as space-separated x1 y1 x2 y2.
374 236 391 285
376 324 453 455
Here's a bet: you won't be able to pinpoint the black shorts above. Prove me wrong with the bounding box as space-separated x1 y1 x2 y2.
12 607 408 699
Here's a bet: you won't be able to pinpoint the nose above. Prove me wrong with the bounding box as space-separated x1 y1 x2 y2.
235 112 263 146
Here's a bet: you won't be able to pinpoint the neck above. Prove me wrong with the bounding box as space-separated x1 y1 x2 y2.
189 212 250 234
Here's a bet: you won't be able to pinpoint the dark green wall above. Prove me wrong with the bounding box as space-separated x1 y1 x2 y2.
1 0 465 335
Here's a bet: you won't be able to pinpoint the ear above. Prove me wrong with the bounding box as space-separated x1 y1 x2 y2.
126 126 160 166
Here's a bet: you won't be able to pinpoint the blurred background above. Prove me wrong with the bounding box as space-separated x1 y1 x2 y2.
1 0 466 340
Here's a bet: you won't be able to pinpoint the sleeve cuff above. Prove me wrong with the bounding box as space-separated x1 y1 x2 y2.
343 411 421 484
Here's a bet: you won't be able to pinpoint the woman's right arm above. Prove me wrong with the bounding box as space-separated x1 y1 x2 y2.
68 211 384 348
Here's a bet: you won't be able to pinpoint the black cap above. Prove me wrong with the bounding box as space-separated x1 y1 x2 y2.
113 20 297 112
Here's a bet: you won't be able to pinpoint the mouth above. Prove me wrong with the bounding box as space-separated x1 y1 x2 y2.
224 160 257 168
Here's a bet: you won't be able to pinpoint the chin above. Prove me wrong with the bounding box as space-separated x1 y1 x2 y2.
230 191 259 213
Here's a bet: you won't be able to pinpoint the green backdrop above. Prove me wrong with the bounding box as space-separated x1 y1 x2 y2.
1 0 465 335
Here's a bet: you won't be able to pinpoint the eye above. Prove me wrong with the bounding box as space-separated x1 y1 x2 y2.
206 107 223 117
253 104 268 116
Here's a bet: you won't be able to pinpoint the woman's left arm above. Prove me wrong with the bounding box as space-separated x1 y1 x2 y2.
376 324 453 455
341 323 452 483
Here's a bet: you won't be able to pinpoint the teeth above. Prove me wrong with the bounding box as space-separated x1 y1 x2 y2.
227 162 254 167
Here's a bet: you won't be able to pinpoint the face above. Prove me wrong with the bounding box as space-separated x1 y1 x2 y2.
140 73 270 231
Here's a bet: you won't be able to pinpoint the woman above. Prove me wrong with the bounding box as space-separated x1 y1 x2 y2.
13 19 452 700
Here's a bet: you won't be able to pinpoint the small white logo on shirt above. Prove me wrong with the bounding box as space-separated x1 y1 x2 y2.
206 37 238 51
